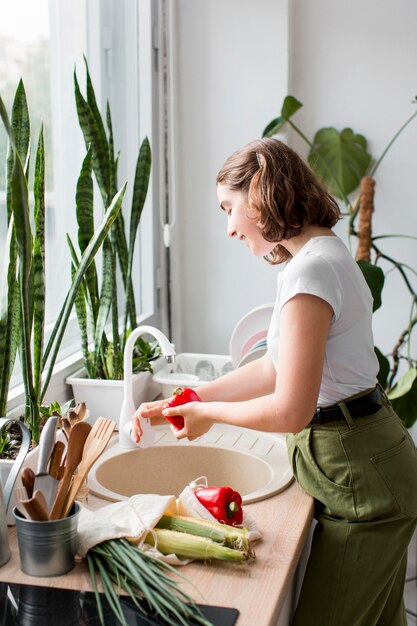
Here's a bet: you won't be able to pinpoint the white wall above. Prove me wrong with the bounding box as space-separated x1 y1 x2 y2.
288 0 417 366
170 0 417 366
170 0 289 354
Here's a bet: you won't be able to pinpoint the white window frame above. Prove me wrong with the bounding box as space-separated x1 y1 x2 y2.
7 0 164 416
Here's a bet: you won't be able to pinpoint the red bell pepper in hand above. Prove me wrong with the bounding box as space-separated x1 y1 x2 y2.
163 387 201 430
195 486 243 525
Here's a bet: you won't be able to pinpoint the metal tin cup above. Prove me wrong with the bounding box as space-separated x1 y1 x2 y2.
13 503 80 577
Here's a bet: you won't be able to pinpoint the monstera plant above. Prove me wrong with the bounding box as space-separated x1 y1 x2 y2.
263 95 417 427
0 80 126 444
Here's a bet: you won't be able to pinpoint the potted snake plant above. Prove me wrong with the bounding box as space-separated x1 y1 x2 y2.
263 95 417 427
65 59 162 427
0 79 126 451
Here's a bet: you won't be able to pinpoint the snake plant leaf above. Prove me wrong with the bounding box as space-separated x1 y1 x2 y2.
123 137 152 338
374 346 390 389
106 102 118 198
356 260 384 312
109 240 120 379
84 58 111 200
114 210 136 331
308 127 372 198
70 261 92 377
74 69 110 206
0 94 36 412
387 367 417 428
93 237 113 373
41 182 127 399
76 146 99 316
11 80 30 167
0 218 20 416
129 137 151 257
67 233 95 331
33 126 46 398
262 96 303 137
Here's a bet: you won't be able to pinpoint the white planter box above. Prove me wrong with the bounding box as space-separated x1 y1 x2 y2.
66 357 165 429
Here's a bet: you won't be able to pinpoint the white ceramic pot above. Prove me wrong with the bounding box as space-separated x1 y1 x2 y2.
66 357 165 429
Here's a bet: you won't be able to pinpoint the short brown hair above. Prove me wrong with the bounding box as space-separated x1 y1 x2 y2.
216 138 341 264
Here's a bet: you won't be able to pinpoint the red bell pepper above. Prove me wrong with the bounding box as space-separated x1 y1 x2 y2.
163 387 201 430
195 486 243 525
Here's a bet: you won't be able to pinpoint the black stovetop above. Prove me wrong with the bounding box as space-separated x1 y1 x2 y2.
0 582 239 626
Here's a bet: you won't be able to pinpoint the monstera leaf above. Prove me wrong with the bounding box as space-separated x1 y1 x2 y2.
308 127 372 198
262 96 303 137
387 368 417 428
374 347 390 389
357 260 385 312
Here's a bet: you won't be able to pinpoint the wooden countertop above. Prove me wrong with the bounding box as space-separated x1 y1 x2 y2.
0 480 313 626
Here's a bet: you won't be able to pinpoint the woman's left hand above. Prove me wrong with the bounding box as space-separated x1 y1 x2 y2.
162 401 214 440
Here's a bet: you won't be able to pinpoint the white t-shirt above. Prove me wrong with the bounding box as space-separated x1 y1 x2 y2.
267 236 379 406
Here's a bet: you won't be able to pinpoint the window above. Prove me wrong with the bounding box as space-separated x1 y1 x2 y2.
1 0 161 402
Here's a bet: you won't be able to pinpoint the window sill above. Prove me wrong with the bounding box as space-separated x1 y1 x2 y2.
6 310 159 420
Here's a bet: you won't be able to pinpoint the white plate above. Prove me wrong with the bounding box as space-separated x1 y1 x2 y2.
229 303 275 368
237 345 268 368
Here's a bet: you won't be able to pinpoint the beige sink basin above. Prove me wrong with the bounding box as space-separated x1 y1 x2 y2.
88 424 293 504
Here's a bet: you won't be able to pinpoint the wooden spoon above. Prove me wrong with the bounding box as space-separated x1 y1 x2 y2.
20 490 50 521
49 421 91 520
21 467 36 499
48 441 66 479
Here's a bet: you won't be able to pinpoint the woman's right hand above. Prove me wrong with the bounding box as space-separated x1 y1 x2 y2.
131 398 169 443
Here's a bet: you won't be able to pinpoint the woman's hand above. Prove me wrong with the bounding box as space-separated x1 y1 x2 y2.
162 401 214 440
131 398 169 443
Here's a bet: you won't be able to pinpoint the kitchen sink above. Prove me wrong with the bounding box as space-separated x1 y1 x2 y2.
88 424 293 504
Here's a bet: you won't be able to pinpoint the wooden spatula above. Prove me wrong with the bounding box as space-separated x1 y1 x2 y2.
49 421 92 520
61 417 116 518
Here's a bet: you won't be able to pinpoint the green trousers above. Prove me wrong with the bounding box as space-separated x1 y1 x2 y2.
287 388 417 626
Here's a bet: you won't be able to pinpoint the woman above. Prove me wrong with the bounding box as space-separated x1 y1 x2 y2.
132 138 417 626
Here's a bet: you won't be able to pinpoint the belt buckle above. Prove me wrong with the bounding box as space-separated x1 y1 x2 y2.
315 407 324 423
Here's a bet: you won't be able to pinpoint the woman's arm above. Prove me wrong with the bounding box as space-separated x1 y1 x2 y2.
131 340 276 441
163 294 333 437
196 351 277 402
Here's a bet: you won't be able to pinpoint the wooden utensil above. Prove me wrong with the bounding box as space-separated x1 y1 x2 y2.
48 441 66 479
49 421 92 520
61 417 116 518
21 467 35 499
19 490 50 521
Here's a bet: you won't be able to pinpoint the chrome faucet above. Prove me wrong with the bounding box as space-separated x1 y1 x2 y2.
119 325 176 448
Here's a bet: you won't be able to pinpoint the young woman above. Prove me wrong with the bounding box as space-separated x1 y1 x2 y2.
132 138 417 626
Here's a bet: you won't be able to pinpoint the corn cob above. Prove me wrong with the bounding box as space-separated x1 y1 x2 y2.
146 528 250 562
156 514 250 551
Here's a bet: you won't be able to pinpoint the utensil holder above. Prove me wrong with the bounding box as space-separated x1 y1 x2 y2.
13 504 80 577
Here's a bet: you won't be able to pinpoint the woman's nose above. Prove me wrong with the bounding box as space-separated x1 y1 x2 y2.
227 219 236 238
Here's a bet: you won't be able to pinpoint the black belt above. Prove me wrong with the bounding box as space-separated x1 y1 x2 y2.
310 387 382 425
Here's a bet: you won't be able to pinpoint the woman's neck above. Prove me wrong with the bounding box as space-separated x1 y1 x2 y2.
280 226 335 257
